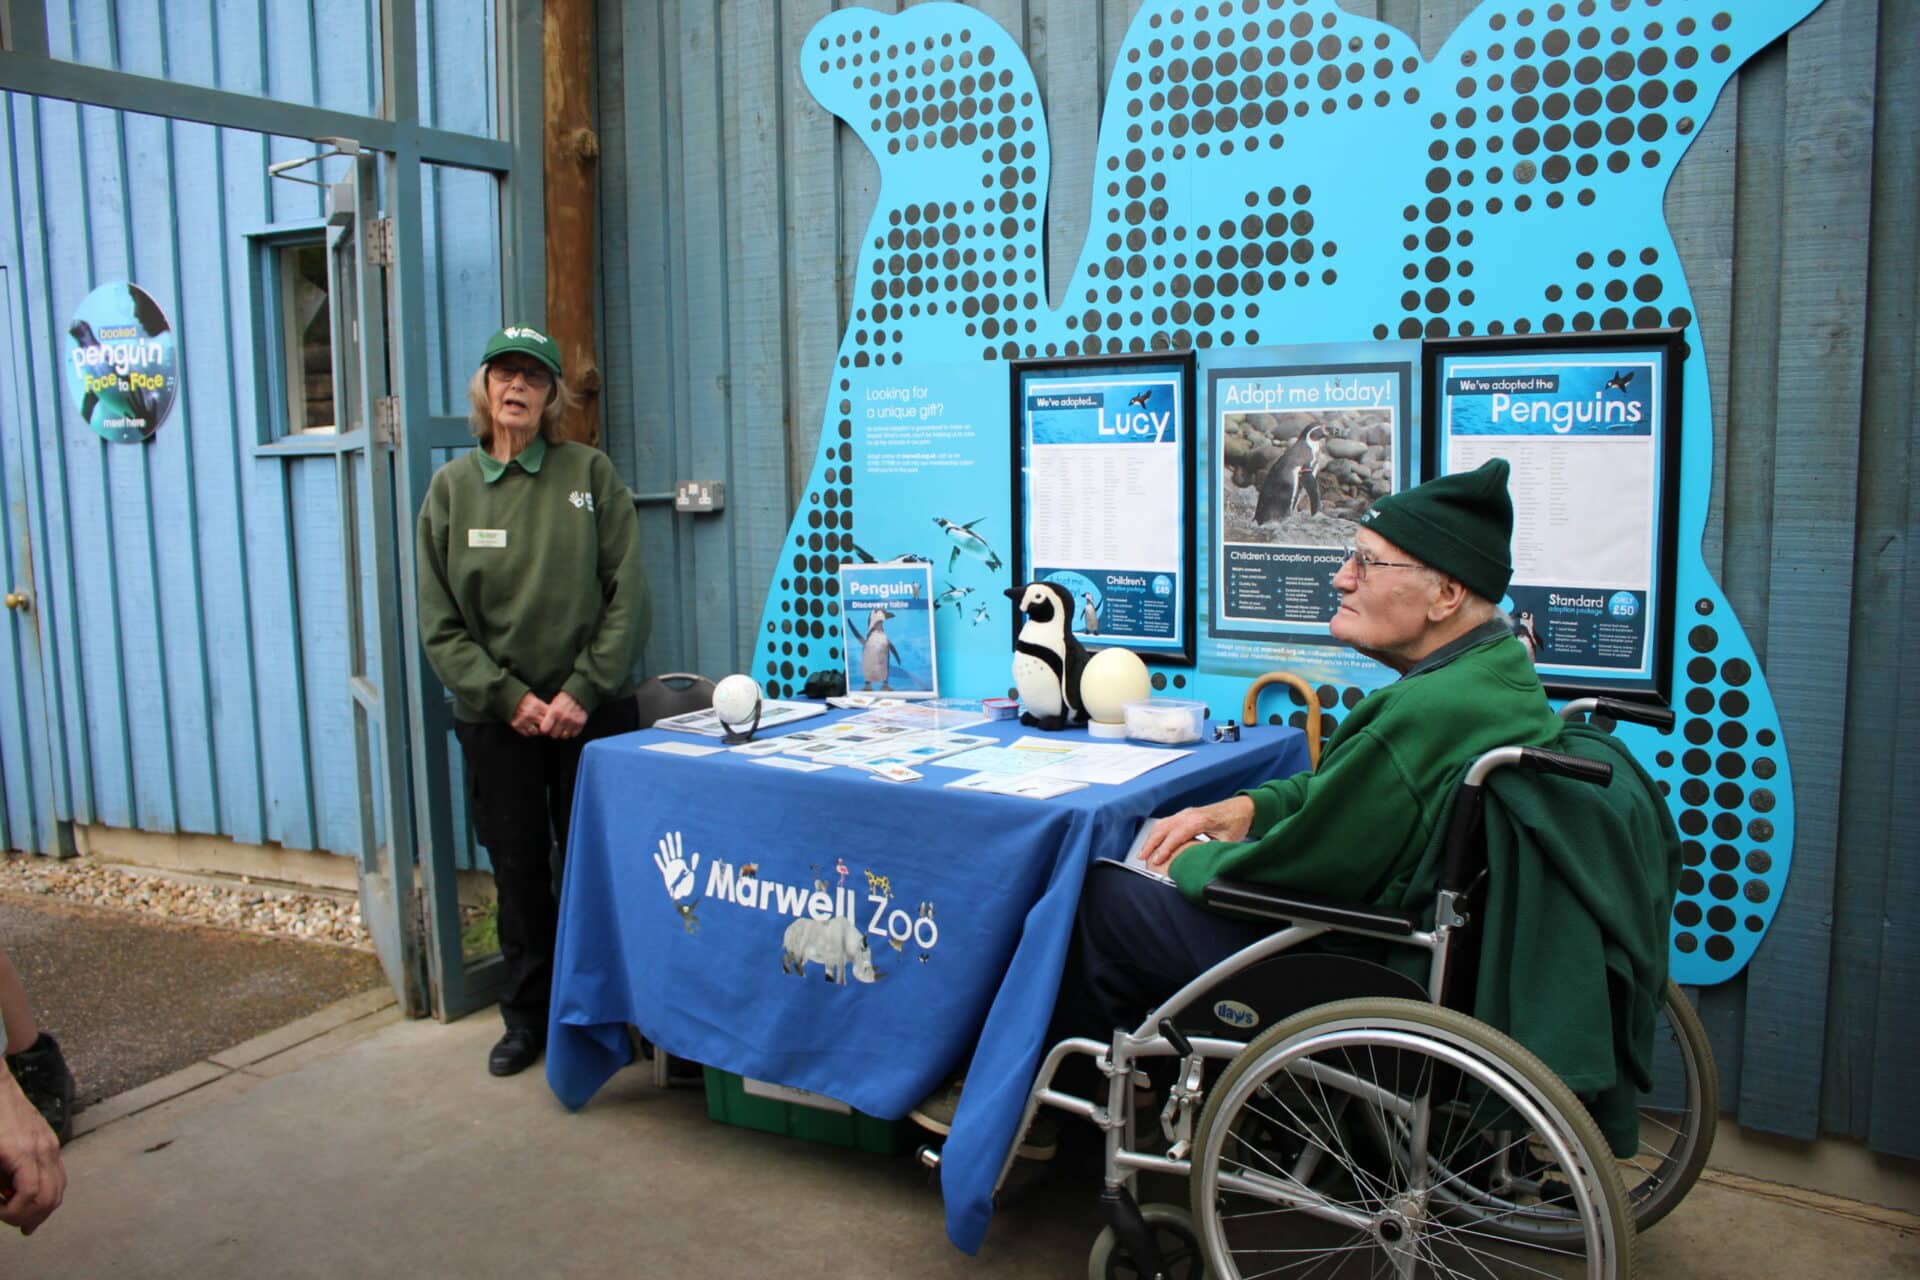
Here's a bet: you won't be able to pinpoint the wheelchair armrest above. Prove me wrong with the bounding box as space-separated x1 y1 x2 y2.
1202 878 1420 937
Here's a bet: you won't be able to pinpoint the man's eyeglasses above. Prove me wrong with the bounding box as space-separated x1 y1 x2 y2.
488 361 554 389
1338 546 1423 580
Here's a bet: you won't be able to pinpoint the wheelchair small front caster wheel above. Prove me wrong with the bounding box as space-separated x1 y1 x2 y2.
1087 1202 1207 1279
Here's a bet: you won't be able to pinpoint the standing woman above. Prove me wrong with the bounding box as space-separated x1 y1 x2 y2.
417 325 650 1076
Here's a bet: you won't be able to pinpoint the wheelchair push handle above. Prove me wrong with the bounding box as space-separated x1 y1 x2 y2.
1516 746 1613 786
1560 695 1676 732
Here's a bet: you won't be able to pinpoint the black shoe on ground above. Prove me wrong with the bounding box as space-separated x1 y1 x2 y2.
488 1028 544 1077
6 1032 75 1145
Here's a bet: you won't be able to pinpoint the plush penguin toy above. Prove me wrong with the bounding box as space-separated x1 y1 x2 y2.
1006 581 1090 730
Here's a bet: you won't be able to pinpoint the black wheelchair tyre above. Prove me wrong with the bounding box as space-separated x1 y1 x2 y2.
1428 979 1716 1245
1621 980 1718 1231
1190 998 1636 1280
1087 1203 1208 1280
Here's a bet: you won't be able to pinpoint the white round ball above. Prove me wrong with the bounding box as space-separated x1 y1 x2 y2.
712 673 762 724
1080 648 1151 724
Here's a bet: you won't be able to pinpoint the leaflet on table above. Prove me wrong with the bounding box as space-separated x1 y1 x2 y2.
643 740 727 758
1435 346 1671 692
845 701 992 731
653 699 828 737
1035 743 1191 784
936 737 1188 785
839 560 938 698
943 771 1088 799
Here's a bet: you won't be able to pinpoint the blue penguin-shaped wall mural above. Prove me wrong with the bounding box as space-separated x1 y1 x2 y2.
755 0 1821 989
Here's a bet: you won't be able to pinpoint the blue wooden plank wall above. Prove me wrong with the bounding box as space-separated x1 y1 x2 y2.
0 1 498 867
593 0 1919 1156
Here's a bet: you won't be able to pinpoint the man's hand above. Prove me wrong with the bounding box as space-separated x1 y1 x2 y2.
0 1071 64 1236
653 832 701 902
540 691 588 740
509 692 550 737
1140 795 1256 870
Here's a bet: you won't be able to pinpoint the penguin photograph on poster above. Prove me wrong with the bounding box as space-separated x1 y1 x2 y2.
1220 408 1392 546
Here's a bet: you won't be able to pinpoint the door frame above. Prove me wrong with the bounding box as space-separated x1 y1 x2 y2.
0 0 548 1021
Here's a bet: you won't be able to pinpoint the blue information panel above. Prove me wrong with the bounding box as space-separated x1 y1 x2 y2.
1011 353 1197 664
1428 334 1683 701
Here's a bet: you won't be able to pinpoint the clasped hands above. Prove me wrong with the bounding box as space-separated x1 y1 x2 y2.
1135 794 1256 871
511 690 588 739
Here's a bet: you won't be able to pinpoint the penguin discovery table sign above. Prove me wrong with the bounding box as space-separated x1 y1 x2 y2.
839 560 939 698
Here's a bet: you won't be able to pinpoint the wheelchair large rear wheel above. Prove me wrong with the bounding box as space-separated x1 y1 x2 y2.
1431 979 1716 1243
1620 980 1717 1230
1190 998 1634 1279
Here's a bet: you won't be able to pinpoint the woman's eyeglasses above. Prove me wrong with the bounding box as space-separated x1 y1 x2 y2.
1338 546 1423 580
488 361 554 389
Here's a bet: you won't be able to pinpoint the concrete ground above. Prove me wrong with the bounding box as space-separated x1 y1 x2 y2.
0 894 382 1104
3 995 1915 1278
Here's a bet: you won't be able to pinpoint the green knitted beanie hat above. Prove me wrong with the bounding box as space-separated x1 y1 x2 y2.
1356 458 1514 601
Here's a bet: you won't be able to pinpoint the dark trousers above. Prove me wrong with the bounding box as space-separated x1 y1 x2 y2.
455 695 640 1034
1050 860 1277 1042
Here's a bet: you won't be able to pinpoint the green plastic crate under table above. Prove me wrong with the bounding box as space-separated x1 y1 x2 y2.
703 1070 913 1155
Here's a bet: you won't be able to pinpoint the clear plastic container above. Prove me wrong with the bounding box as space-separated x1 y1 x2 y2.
1123 698 1206 745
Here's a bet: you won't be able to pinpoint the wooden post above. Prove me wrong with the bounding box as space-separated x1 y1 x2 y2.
544 0 599 446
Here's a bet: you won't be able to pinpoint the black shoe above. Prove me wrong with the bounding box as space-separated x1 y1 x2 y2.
488 1028 544 1077
6 1032 75 1145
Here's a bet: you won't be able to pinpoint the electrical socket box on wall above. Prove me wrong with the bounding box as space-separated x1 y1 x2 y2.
674 481 725 513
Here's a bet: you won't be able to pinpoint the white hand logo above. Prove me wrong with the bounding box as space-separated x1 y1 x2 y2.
654 831 701 902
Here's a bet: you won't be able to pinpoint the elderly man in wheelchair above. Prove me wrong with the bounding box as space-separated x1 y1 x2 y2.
914 460 1708 1279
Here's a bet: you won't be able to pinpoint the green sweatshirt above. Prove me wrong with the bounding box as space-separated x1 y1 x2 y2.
416 436 651 724
1169 627 1562 905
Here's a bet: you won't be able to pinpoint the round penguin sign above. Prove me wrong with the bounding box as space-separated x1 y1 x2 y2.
63 282 179 443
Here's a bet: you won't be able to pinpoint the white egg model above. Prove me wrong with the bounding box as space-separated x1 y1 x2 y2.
1078 647 1151 738
712 673 764 743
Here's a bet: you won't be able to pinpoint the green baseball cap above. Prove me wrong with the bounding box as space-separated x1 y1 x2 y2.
481 324 563 378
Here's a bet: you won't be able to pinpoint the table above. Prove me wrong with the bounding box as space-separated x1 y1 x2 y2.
546 712 1308 1253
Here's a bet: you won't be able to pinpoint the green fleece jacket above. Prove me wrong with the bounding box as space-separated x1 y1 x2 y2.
1170 628 1562 905
1395 724 1683 1156
416 436 650 724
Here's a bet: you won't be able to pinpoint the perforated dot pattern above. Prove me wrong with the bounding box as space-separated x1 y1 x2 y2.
769 0 1799 985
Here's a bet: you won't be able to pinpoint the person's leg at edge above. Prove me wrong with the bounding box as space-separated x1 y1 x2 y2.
1 948 74 1144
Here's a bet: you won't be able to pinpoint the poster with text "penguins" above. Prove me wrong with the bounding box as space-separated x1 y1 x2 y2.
1011 352 1196 665
1429 332 1683 701
839 560 938 698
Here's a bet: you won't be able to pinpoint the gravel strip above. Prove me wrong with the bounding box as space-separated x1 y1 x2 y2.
0 853 374 951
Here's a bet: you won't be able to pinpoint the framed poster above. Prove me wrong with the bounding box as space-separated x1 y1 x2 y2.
1009 351 1197 665
1208 342 1419 646
839 560 939 697
1425 331 1684 702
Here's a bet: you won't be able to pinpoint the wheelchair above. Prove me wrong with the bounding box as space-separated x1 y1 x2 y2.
969 696 1713 1279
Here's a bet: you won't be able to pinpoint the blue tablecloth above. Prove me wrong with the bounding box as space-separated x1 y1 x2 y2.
547 712 1307 1253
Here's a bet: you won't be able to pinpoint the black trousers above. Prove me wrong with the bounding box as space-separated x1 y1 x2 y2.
1050 860 1277 1040
455 695 640 1034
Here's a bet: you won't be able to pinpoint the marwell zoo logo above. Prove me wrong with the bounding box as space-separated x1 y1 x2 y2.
650 831 939 983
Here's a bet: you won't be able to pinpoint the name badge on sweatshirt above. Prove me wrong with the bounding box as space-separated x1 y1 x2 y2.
468 528 507 549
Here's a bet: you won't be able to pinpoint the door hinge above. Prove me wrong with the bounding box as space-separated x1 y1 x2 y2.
367 217 395 267
373 396 401 445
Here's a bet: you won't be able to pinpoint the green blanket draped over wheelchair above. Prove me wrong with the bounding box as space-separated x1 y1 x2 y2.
1391 724 1684 1156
